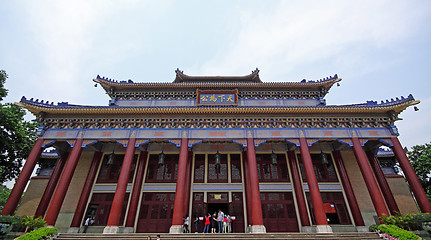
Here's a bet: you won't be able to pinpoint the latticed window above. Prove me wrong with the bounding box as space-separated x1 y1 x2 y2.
145 154 179 183
230 154 242 182
194 154 205 183
192 193 205 219
207 154 228 183
256 154 289 182
96 154 137 183
298 153 338 182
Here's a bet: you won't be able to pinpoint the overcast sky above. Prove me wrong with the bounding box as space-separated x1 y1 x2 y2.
1 0 430 149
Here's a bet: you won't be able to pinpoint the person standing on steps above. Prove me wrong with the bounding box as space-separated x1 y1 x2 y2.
193 215 199 233
183 214 190 233
211 212 217 233
82 216 94 233
203 213 211 233
217 209 224 233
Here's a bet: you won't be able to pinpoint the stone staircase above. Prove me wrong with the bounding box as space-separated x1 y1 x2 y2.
56 232 382 240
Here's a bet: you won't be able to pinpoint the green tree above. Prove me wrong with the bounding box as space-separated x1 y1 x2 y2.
0 70 38 183
407 142 431 199
0 184 12 212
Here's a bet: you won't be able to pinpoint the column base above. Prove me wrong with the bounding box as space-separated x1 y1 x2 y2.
169 225 183 234
67 227 80 233
301 226 313 233
316 225 332 233
123 227 134 233
250 225 266 233
103 226 120 234
356 226 369 232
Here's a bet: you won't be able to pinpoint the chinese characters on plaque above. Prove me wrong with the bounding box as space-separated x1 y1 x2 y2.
196 89 238 106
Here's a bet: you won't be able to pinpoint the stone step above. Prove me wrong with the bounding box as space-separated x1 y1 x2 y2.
56 232 381 240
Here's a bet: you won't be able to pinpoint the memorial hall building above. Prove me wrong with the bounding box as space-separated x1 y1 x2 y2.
2 69 429 234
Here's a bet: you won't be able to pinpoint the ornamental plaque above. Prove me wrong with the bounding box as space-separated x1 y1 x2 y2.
196 89 238 106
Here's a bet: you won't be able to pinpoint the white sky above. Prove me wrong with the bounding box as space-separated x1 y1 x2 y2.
1 0 430 150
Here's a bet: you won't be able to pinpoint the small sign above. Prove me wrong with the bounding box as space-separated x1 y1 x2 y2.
323 203 336 213
197 89 238 106
231 216 236 220
199 217 204 220
214 194 222 200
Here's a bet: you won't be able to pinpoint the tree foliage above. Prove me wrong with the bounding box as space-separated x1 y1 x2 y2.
407 142 431 199
0 184 12 212
0 70 38 183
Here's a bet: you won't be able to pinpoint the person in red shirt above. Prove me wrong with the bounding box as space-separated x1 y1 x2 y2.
203 213 211 233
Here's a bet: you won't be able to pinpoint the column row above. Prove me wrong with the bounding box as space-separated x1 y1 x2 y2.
2 136 430 233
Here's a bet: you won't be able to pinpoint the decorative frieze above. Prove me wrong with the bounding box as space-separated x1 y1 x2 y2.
42 116 391 130
112 90 323 100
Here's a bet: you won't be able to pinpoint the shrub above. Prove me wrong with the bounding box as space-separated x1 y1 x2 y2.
20 216 46 232
380 212 431 230
17 227 57 240
378 224 420 240
369 224 379 232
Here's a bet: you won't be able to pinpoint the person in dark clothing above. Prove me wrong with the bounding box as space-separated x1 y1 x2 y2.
211 212 217 233
193 215 199 233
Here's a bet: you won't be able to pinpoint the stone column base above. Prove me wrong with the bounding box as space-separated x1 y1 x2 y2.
356 226 369 232
103 226 120 234
169 225 183 234
301 226 313 233
67 227 80 233
250 225 266 233
316 225 332 233
123 227 134 233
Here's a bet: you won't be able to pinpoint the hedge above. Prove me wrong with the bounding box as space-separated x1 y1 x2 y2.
377 224 420 240
17 227 57 240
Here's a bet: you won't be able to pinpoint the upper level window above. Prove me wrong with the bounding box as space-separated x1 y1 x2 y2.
207 154 228 183
256 154 290 182
298 153 338 182
146 154 179 183
97 154 137 183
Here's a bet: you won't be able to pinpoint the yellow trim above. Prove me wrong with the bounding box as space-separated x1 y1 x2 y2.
16 99 419 116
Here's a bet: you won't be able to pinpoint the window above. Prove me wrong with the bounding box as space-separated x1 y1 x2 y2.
97 154 137 183
256 154 289 182
298 153 338 182
146 154 179 183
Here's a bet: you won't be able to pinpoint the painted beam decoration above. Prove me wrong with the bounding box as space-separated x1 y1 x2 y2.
196 89 238 106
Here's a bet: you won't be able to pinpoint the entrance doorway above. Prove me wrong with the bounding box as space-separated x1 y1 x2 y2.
191 192 245 233
207 203 228 216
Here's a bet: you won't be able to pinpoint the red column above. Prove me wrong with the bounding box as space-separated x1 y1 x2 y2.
2 138 44 215
183 151 193 217
171 138 189 226
352 137 389 218
332 150 365 226
45 138 84 225
106 138 136 226
70 151 103 227
287 150 310 226
366 150 400 215
243 151 253 226
246 137 264 226
299 138 328 225
35 152 69 218
391 137 431 213
125 151 148 228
